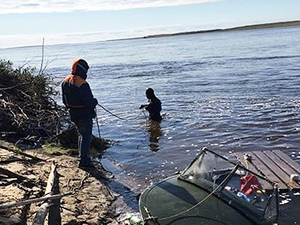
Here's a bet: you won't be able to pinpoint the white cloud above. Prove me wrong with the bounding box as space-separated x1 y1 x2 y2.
0 0 224 14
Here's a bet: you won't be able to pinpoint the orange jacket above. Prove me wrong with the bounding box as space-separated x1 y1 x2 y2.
61 74 97 121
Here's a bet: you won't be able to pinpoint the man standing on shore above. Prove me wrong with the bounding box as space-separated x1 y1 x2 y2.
61 58 98 168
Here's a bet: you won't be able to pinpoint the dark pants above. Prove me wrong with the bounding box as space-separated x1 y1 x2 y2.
74 118 93 165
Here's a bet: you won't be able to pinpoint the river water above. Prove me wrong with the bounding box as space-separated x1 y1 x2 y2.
2 26 300 197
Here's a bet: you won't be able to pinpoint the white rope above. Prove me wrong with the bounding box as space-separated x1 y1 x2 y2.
140 170 235 222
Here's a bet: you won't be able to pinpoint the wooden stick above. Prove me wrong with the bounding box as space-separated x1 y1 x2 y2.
0 166 28 181
0 193 71 211
0 144 45 162
0 158 26 165
38 38 45 75
32 162 57 225
48 170 62 225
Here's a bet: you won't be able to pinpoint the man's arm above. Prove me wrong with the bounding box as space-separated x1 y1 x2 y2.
79 83 98 109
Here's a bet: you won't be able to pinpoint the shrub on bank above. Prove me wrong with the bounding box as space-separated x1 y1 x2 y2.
0 59 110 152
0 59 67 141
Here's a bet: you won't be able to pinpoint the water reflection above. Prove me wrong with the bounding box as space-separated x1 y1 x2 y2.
147 120 162 152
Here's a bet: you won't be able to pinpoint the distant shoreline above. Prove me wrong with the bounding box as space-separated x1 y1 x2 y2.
2 20 300 49
128 20 300 40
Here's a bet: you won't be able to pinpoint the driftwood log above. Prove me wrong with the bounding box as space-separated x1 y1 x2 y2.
32 162 59 225
0 193 70 212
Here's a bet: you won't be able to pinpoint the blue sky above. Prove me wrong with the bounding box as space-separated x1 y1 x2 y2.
0 0 299 48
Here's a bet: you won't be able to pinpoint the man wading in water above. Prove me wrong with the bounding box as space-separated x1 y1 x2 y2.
62 58 98 168
140 88 162 121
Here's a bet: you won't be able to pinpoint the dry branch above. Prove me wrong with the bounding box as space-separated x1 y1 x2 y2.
0 193 71 212
0 166 28 181
32 162 58 225
0 144 45 162
0 59 70 143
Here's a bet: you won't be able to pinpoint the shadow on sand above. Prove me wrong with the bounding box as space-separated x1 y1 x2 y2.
80 161 140 215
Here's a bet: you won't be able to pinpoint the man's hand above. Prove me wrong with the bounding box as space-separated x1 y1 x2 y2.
139 104 146 109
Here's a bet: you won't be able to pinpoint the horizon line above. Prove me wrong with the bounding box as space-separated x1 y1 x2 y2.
2 19 300 50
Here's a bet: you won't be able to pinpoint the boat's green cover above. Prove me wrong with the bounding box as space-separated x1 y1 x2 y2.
139 175 256 225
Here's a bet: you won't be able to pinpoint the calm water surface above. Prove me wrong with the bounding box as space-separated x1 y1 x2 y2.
2 26 300 192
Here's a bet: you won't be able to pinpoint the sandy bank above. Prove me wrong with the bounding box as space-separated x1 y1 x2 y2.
0 140 120 225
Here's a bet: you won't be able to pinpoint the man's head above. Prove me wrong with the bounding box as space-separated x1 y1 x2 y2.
146 88 155 99
71 58 89 80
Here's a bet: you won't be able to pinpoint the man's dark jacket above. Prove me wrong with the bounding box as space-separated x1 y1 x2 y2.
61 59 97 121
